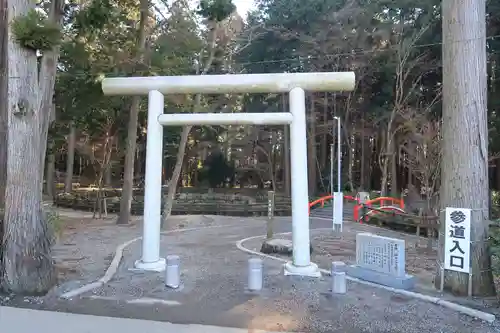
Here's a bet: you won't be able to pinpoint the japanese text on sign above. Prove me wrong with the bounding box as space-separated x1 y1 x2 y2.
443 208 471 273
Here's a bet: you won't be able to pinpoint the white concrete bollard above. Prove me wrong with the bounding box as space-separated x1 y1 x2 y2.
248 258 263 291
331 261 347 294
165 255 180 289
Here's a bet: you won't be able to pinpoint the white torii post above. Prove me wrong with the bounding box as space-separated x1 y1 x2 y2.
102 72 355 277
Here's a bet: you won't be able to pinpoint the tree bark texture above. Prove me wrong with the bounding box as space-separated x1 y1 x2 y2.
347 134 354 191
161 125 192 226
0 0 7 210
45 142 55 198
320 93 328 172
380 131 389 196
437 0 496 296
117 0 149 225
64 122 76 192
390 140 398 197
38 0 64 181
360 127 366 190
2 0 56 293
0 0 8 268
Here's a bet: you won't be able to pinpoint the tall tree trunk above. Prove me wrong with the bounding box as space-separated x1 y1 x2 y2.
0 0 8 215
437 0 495 296
320 93 328 171
495 159 500 191
64 122 76 192
380 131 389 196
407 152 413 188
135 143 143 181
390 141 398 197
360 128 366 190
117 0 149 225
0 0 8 268
38 0 64 180
2 0 56 293
161 125 191 225
347 134 354 191
45 141 55 198
104 165 112 186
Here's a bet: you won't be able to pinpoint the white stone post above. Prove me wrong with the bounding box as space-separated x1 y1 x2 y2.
331 261 347 294
165 255 181 288
134 90 166 271
247 258 263 291
284 87 320 277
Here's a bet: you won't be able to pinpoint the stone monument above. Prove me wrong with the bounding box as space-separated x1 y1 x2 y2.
346 232 415 289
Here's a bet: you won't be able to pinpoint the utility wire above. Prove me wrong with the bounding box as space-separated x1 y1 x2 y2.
6 33 500 79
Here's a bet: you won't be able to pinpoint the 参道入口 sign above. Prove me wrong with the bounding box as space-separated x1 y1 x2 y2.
443 208 471 274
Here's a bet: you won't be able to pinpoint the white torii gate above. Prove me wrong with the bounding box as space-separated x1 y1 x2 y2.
102 72 355 277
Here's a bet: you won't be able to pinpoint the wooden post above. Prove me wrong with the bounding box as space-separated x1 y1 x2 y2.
267 191 275 239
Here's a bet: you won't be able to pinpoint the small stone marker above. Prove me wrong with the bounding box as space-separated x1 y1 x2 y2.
331 261 347 294
247 258 263 291
346 232 415 289
165 255 180 289
356 191 370 204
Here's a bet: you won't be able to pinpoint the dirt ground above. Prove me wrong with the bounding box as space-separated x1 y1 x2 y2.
50 210 221 290
242 222 500 312
51 211 498 300
310 225 438 286
2 212 498 333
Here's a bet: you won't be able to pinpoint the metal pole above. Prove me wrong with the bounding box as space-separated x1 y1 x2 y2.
332 116 343 232
330 144 334 195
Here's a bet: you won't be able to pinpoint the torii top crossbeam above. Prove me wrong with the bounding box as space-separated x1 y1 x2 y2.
101 72 355 95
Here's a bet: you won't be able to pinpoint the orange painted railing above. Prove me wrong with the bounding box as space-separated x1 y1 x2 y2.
364 206 405 217
308 194 358 214
353 196 405 223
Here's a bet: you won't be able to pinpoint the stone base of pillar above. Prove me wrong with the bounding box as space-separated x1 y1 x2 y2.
133 257 166 272
283 261 321 278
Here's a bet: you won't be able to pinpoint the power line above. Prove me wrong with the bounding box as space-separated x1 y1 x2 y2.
235 33 500 67
6 33 500 79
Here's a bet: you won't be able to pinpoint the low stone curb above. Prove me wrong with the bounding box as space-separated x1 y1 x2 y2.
236 230 497 324
60 221 496 324
60 224 234 299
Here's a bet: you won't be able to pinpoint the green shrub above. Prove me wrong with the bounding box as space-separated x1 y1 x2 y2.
489 220 500 276
11 9 61 51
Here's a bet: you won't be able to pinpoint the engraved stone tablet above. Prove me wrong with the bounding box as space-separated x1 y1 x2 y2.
347 232 415 290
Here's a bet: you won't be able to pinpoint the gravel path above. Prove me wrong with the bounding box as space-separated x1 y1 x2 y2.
51 212 220 294
41 217 500 332
2 212 499 332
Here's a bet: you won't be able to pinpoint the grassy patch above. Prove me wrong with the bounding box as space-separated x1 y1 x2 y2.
45 207 63 244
